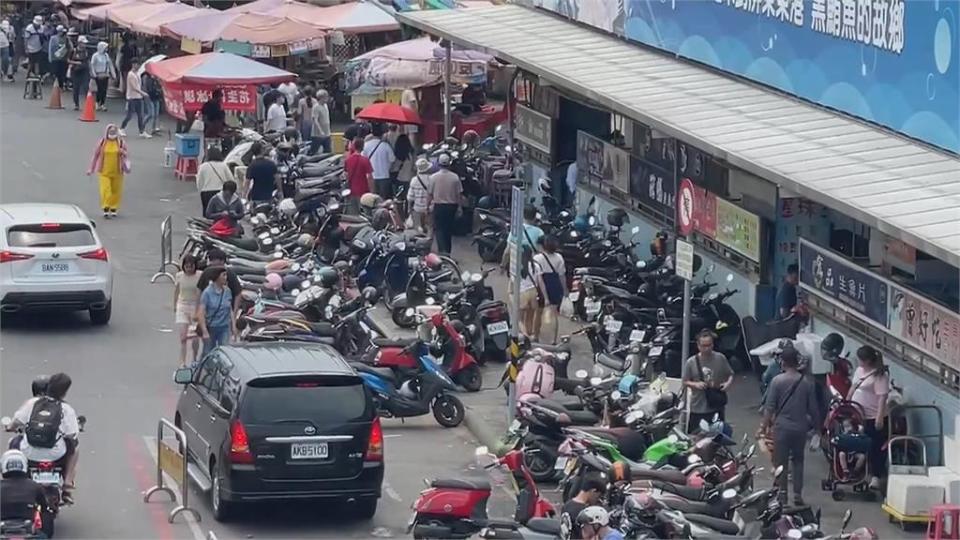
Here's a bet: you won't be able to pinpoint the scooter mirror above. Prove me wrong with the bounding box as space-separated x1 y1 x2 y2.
800 524 817 534
421 143 431 151
631 226 640 234
636 260 646 269
461 270 471 282
258 231 271 240
588 216 596 226
250 216 261 226
842 509 852 530
273 251 283 259
301 280 311 289
341 188 351 197
774 465 785 478
624 411 642 424
589 377 602 386
687 454 702 464
667 434 679 443
726 273 734 283
425 297 436 305
575 369 589 379
471 273 482 283
721 488 737 500
270 227 280 235
560 211 570 218
535 212 543 221
262 237 274 246
504 145 512 153
405 308 415 318
329 203 340 211
0 416 11 429
747 444 756 459
291 263 301 272
611 390 622 401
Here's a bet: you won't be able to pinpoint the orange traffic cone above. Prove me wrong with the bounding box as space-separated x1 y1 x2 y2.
46 81 63 109
78 91 98 122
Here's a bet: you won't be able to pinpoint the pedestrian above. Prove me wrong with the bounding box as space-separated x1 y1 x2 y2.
428 153 462 255
362 123 396 199
244 144 280 204
392 134 415 184
67 35 88 110
0 20 12 82
264 92 287 133
278 79 298 112
295 86 316 149
196 147 232 214
142 69 163 135
682 329 734 432
200 88 226 140
204 181 244 231
173 254 201 367
86 124 129 219
308 89 332 155
23 16 44 78
406 158 433 236
119 59 150 138
196 267 236 358
89 41 114 111
47 25 68 89
343 107 370 142
560 473 605 540
758 346 818 506
385 123 400 148
344 138 373 213
777 263 799 319
534 235 566 344
196 248 242 312
117 33 136 94
509 244 540 339
847 345 890 489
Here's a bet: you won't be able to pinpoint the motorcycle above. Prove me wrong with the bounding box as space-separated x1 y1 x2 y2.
445 270 511 364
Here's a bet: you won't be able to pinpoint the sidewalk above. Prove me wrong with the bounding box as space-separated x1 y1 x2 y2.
427 234 921 538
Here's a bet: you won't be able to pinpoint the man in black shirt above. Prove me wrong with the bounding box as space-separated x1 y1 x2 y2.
559 474 605 540
200 88 226 138
245 150 280 203
196 248 242 311
777 263 799 319
1 449 48 522
343 107 370 142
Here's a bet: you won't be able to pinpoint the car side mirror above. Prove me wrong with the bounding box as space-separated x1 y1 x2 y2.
173 367 192 384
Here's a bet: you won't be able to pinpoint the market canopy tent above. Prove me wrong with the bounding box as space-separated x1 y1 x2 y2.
344 36 491 92
160 11 323 46
107 1 201 36
73 0 164 21
230 0 400 34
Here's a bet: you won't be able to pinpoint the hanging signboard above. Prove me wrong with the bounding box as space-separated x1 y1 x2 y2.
693 186 717 238
602 143 630 195
515 104 553 155
161 82 256 121
715 198 761 262
629 158 675 220
889 286 960 371
180 38 201 54
799 239 889 329
576 131 605 186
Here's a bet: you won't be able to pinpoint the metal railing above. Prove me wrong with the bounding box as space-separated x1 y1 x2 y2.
150 215 180 283
143 418 201 524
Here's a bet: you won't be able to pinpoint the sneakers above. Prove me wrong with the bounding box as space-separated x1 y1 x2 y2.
868 476 881 489
140 131 152 139
102 209 109 218
109 209 118 218
117 129 127 137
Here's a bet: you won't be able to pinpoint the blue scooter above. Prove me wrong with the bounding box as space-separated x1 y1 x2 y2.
351 351 465 428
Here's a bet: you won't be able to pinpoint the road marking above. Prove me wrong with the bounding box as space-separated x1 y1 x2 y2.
21 160 44 180
142 435 207 540
382 478 402 503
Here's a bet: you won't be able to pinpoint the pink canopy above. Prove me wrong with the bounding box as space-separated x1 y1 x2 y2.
146 52 297 85
161 11 323 46
230 0 400 34
107 1 201 35
73 0 163 22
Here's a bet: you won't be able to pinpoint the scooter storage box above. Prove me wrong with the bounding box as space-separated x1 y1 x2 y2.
175 133 202 157
885 474 943 516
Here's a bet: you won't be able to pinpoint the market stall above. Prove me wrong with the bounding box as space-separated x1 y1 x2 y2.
160 11 325 58
72 0 163 22
107 1 201 36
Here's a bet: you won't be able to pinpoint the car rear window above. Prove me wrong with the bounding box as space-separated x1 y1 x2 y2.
7 224 95 248
241 376 370 424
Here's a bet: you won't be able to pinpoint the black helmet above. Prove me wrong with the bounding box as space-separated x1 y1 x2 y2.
283 126 299 141
282 273 302 292
371 208 391 231
316 266 339 288
606 208 629 228
31 375 50 397
476 195 496 210
821 332 845 361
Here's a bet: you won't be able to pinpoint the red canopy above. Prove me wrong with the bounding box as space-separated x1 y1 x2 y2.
145 52 296 85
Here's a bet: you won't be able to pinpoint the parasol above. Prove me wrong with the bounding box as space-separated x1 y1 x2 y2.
356 103 422 125
145 52 296 86
344 37 492 93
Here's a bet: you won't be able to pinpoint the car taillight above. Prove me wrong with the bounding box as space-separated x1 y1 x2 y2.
229 420 254 464
0 251 34 263
78 248 108 261
365 417 383 461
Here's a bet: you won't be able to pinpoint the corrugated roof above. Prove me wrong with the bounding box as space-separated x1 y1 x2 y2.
397 5 960 267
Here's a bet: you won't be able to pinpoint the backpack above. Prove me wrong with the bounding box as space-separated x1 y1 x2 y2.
24 397 63 448
515 356 555 399
143 74 161 100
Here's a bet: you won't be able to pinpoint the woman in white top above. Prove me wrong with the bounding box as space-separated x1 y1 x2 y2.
533 235 566 344
195 147 233 214
173 254 201 367
264 94 287 133
847 345 890 488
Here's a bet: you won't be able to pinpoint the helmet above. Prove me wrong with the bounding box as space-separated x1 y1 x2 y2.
576 506 609 528
423 253 442 270
276 141 294 152
821 332 845 361
360 193 382 210
282 274 302 292
476 196 496 210
32 375 50 397
537 177 551 194
297 233 315 248
462 130 479 146
1 450 28 477
606 208 629 228
316 266 339 288
282 127 299 142
278 198 297 217
573 216 590 233
264 273 282 291
371 208 391 231
437 153 452 167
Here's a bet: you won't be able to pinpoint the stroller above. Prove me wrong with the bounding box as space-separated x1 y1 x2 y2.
821 398 876 501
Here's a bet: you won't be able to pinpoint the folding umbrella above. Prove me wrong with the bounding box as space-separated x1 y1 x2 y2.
356 103 422 125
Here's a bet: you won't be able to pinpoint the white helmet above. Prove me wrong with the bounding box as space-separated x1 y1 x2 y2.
1 449 28 477
576 506 609 528
278 198 297 217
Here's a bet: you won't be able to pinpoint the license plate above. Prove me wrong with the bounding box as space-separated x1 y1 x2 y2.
41 263 69 273
31 471 61 484
509 419 521 432
584 300 601 314
629 329 646 342
564 458 578 475
408 256 419 268
290 442 328 459
487 321 509 335
604 318 623 332
568 291 580 302
648 345 663 357
554 457 568 470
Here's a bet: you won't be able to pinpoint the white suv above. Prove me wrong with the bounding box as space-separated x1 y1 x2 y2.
0 203 113 325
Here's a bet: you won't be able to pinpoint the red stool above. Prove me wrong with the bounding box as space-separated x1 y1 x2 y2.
174 156 198 182
928 505 960 540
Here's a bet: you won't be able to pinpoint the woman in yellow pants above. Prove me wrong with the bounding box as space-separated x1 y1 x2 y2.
86 124 130 219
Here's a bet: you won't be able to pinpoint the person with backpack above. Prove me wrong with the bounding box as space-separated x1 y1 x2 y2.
7 373 80 504
533 235 566 344
142 70 163 135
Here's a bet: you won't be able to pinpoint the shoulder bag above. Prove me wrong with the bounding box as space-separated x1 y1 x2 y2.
696 356 728 409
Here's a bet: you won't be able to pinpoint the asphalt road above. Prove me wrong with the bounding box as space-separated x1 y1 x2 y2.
0 86 510 540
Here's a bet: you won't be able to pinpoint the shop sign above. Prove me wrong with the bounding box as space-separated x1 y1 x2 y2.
603 143 631 195
214 40 252 57
515 104 553 155
889 286 960 371
676 142 706 183
693 187 717 238
161 82 256 121
632 122 675 172
251 45 271 58
271 44 289 58
715 198 761 262
799 240 889 328
576 131 606 186
180 38 201 55
629 158 675 220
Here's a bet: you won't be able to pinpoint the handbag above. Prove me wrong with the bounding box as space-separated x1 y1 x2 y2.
695 356 729 409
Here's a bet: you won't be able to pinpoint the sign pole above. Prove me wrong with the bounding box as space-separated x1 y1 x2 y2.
506 185 525 424
443 40 452 136
676 235 696 434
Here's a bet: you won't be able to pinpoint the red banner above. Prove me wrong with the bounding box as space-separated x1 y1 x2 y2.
160 82 256 120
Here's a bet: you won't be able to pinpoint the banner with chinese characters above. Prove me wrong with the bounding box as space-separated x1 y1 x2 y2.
799 239 889 327
160 82 256 121
532 0 958 153
629 155 674 220
576 130 606 187
575 131 629 195
889 286 960 371
715 197 761 262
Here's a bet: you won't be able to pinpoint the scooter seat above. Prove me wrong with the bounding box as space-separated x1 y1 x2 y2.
562 409 599 426
630 467 689 485
430 477 491 490
684 513 740 535
651 480 708 501
658 496 728 518
527 342 570 354
373 337 419 348
596 353 628 372
548 395 585 411
525 518 561 535
477 300 506 312
579 427 647 461
304 321 337 336
434 282 462 294
221 236 260 252
350 363 396 382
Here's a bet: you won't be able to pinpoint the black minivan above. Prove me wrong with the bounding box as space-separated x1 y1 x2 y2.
173 342 384 521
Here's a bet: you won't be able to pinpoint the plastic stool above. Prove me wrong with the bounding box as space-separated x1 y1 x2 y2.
928 505 960 540
174 156 198 182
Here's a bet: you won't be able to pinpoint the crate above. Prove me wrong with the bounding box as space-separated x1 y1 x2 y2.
174 134 202 157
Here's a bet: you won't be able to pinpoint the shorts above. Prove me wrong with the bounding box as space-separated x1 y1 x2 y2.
520 287 539 310
175 302 196 325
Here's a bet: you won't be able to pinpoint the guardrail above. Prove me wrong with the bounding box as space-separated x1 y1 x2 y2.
150 215 180 283
143 418 201 524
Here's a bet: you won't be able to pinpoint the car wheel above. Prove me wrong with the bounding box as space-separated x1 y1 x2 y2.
455 364 483 392
431 395 464 428
352 496 378 520
90 300 111 326
211 460 234 522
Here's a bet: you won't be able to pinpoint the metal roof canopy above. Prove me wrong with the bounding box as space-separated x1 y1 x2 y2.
397 5 960 268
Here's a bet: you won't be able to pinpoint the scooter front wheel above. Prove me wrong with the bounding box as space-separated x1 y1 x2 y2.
391 305 417 328
431 395 465 428
455 364 483 392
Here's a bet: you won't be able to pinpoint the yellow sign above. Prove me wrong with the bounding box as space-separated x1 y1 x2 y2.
180 38 201 55
715 198 760 261
158 440 184 482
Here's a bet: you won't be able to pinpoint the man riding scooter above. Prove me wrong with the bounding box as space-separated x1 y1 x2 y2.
0 449 49 532
5 373 80 504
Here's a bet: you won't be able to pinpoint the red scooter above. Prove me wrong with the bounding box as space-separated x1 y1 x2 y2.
372 309 482 391
407 448 556 539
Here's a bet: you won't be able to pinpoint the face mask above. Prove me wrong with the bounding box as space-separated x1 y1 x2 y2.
107 132 118 139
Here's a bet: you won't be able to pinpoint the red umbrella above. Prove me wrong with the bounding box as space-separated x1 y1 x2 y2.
356 103 422 125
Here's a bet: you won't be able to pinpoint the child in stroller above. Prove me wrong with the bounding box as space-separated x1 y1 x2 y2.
822 400 876 500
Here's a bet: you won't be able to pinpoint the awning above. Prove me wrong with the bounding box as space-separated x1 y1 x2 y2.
397 6 960 268
146 51 296 85
229 0 400 34
160 11 323 47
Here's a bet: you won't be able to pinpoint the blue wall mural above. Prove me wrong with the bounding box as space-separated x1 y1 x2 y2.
529 0 960 154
